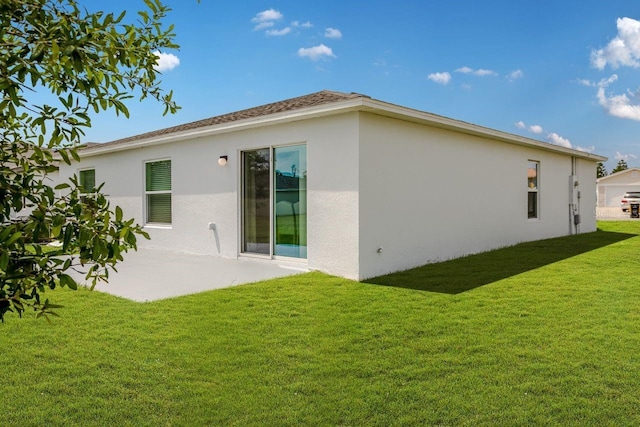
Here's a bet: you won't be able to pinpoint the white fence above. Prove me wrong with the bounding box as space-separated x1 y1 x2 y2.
596 207 631 219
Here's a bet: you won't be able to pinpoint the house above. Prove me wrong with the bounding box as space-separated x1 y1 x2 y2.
596 167 640 208
55 90 606 280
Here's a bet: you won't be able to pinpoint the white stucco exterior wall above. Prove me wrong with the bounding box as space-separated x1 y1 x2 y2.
56 114 362 279
55 106 601 282
357 113 598 280
304 114 360 279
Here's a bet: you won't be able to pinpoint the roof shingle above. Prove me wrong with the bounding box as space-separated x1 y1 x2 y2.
96 90 367 148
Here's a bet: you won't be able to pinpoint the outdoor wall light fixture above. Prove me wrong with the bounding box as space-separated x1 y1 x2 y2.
218 155 228 166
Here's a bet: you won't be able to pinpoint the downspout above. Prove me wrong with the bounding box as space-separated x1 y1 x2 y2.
569 156 581 235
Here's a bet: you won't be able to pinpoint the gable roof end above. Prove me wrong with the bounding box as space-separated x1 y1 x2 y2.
597 167 640 183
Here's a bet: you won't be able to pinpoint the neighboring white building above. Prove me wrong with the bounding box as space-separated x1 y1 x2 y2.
55 91 605 280
596 168 640 207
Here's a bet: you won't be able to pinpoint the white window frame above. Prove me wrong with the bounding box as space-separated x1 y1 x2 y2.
144 158 172 227
528 160 540 219
239 142 308 261
78 168 96 200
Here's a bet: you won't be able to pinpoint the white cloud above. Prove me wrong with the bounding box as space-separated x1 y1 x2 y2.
597 86 640 121
529 125 543 134
252 9 283 31
591 17 640 69
578 75 618 89
514 121 543 134
578 73 640 122
252 9 283 23
266 27 291 36
154 51 180 72
297 44 336 61
509 69 524 80
325 28 342 39
599 74 619 87
576 78 595 87
547 132 572 148
455 66 497 76
615 152 638 161
427 72 451 85
517 122 582 150
455 66 473 74
254 21 275 31
475 68 497 76
576 145 596 153
291 20 313 28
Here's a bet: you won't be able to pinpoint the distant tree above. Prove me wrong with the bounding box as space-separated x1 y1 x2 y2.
611 159 629 174
0 0 179 320
596 162 608 178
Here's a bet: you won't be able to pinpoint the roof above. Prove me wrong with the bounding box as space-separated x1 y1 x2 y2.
597 167 640 183
77 90 607 162
95 90 365 149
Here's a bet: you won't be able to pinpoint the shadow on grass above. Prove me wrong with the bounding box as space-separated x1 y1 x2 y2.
364 230 637 294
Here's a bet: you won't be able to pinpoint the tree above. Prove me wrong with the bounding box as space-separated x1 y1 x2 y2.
596 162 608 178
0 0 179 320
611 159 628 174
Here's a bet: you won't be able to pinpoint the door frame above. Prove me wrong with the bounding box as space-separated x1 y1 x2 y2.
239 143 307 261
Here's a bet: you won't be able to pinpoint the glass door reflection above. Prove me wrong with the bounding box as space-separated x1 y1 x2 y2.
274 145 307 258
242 148 270 254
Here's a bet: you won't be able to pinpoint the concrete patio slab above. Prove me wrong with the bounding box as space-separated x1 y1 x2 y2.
71 248 307 302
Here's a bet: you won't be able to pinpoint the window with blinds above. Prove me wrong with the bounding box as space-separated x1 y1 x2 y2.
79 169 96 203
79 169 95 194
145 159 172 224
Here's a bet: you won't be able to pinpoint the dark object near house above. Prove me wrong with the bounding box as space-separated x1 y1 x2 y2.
621 191 640 212
631 203 639 219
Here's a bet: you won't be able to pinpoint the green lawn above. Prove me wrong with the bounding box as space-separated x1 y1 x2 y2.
2 221 640 425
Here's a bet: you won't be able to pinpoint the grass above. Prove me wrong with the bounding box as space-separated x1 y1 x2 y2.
2 221 640 425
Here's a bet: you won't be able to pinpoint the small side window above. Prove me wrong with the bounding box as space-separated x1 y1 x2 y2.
527 161 539 219
79 169 96 201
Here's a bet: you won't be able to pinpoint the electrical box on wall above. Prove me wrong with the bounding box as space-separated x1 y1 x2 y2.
569 175 579 205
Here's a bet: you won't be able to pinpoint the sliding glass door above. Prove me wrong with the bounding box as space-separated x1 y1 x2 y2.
242 148 270 254
242 144 307 259
274 145 307 258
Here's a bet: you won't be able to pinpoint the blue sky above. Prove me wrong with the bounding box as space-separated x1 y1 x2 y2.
81 0 640 171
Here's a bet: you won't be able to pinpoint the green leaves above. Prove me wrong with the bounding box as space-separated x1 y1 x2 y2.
0 161 151 320
59 274 77 290
0 0 173 320
5 232 23 247
63 224 73 251
58 149 71 165
0 0 179 149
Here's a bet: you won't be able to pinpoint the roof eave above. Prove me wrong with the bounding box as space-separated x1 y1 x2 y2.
74 98 367 158
597 167 640 182
76 96 607 162
359 98 608 162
